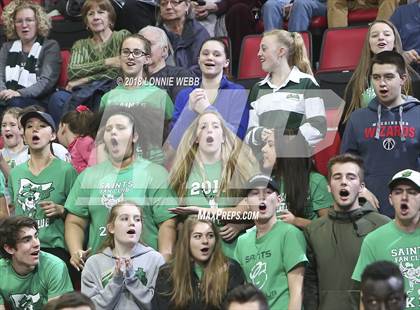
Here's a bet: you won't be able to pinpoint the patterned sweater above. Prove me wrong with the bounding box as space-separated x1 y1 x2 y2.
68 29 130 82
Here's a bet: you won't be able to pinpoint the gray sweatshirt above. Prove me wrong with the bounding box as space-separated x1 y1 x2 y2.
0 39 61 98
81 244 165 310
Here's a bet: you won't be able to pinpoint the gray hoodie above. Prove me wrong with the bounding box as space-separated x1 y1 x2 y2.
81 244 165 310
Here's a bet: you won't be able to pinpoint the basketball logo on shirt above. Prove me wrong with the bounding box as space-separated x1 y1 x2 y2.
10 293 40 310
383 137 395 151
249 261 268 289
17 179 54 218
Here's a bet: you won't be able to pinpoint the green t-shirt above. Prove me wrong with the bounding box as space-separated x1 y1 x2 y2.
100 83 173 119
352 222 420 309
8 159 78 249
276 172 333 220
235 221 308 309
0 171 5 197
183 161 241 259
0 251 73 309
100 83 174 165
64 158 177 252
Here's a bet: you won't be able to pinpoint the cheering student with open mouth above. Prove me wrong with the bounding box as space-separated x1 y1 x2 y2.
65 105 178 271
152 215 245 310
82 201 165 309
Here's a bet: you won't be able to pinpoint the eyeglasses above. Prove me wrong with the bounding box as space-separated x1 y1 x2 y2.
160 0 185 7
121 48 148 58
15 18 36 25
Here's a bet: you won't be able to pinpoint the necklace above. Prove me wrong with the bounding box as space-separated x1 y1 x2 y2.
28 155 54 175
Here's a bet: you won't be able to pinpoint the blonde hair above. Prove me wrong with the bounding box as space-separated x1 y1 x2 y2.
263 29 313 75
169 111 258 204
2 0 51 40
169 215 229 309
342 20 413 124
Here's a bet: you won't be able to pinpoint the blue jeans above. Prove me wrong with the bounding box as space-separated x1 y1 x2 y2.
0 97 42 116
262 0 291 30
288 0 327 31
48 90 71 126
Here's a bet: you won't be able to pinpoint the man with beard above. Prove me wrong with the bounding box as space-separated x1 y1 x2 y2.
353 169 420 310
303 153 390 310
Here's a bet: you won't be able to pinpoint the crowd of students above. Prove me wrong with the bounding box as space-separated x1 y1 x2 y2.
0 0 418 309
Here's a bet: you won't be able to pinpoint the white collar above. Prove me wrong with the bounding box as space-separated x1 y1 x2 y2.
258 66 318 91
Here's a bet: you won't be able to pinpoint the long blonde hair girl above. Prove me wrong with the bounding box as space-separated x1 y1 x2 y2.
264 29 313 76
169 111 258 204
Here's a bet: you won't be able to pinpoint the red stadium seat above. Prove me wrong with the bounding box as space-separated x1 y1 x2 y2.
58 50 71 88
237 32 312 80
313 108 342 176
348 8 378 24
318 26 368 72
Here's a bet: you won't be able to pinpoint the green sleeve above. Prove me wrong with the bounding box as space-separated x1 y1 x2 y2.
64 172 90 218
234 238 243 266
352 238 376 282
8 171 14 203
147 165 177 225
283 226 308 273
64 165 78 197
164 92 174 120
46 259 74 298
310 173 333 212
0 171 5 197
100 91 110 110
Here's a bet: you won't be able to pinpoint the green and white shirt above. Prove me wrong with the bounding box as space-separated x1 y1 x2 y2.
65 158 177 252
0 251 73 309
246 66 326 148
8 159 78 249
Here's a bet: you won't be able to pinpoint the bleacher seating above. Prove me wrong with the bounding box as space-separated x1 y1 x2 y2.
313 108 342 176
58 49 71 88
237 32 312 82
315 26 368 98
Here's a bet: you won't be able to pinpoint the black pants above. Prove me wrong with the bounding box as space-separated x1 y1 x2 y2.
118 1 156 33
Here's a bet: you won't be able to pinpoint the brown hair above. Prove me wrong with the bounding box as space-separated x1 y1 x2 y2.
327 153 364 182
60 109 99 138
342 20 414 124
169 215 229 309
0 216 38 259
81 0 116 30
98 200 143 252
121 34 152 79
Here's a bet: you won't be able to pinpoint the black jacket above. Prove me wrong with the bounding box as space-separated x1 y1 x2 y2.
152 259 245 310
